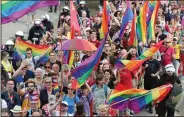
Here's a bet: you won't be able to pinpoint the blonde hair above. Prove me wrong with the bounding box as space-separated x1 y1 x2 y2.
44 77 52 83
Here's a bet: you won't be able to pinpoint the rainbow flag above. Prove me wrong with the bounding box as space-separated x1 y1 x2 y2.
148 1 161 40
13 38 51 64
108 84 173 112
136 1 149 44
128 10 137 46
71 34 108 88
138 40 163 60
115 41 163 70
2 0 59 24
147 1 157 25
119 2 134 39
128 83 173 114
100 0 109 39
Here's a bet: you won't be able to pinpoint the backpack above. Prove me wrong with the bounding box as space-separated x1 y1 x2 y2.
91 84 108 98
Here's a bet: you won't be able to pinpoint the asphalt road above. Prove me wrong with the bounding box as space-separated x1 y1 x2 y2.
1 2 184 116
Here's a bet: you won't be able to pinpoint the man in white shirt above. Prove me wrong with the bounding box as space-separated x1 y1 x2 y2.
1 99 8 109
56 101 73 116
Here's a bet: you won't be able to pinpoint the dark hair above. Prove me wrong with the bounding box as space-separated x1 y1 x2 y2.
80 84 87 90
149 40 156 47
26 47 32 52
96 74 103 84
97 62 103 74
49 50 55 55
6 79 15 85
44 61 51 68
74 102 86 117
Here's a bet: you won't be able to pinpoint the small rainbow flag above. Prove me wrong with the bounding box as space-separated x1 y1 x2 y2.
136 1 149 44
2 0 59 24
14 38 51 64
71 34 108 88
148 1 161 40
100 0 109 39
108 84 173 112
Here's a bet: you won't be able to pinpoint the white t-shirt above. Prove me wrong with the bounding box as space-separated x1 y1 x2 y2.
1 99 7 109
55 111 73 116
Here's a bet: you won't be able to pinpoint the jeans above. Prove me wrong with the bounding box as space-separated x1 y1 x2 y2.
173 59 180 76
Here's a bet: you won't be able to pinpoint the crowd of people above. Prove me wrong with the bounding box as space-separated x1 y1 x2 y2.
1 0 184 117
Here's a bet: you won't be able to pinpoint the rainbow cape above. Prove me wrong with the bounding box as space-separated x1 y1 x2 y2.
100 0 109 39
148 1 161 40
71 34 107 88
108 84 173 113
115 41 163 70
136 1 149 44
13 38 51 64
2 0 59 24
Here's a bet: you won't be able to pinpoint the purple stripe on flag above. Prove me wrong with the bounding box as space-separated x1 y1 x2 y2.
2 1 59 24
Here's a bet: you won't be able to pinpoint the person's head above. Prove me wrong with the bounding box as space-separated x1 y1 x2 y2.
6 79 15 91
80 84 88 96
172 37 178 45
63 6 69 12
98 104 109 116
75 102 85 116
79 1 86 7
44 61 51 72
48 94 56 107
62 64 70 74
10 105 23 117
103 69 112 80
67 83 75 95
1 108 9 117
39 39 46 45
164 38 171 47
34 19 41 27
26 48 33 58
82 11 87 18
44 77 52 89
52 63 60 73
165 64 175 77
130 46 137 56
35 68 44 78
48 72 59 80
32 111 42 117
1 51 9 61
102 63 110 72
90 29 97 40
29 100 38 110
96 16 101 24
96 74 104 85
61 101 68 112
26 79 36 93
156 25 162 32
49 50 56 62
149 40 156 48
111 42 116 52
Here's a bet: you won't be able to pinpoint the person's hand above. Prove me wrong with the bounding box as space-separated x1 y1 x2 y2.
20 60 28 68
151 74 155 77
145 64 149 68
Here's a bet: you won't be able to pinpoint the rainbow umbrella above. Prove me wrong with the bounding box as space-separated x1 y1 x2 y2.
62 39 97 51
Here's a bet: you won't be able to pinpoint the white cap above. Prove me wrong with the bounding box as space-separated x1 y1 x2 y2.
61 101 68 106
79 1 86 4
15 31 24 36
165 64 175 73
34 19 41 25
63 6 69 10
5 40 14 45
41 14 50 21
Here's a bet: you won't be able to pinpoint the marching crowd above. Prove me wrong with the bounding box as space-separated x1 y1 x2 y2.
1 0 184 117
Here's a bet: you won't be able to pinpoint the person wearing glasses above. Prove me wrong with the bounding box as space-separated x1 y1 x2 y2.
56 101 73 116
1 79 21 113
40 77 55 108
159 38 175 67
62 83 80 115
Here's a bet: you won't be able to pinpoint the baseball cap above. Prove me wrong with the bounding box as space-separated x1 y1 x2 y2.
61 101 68 106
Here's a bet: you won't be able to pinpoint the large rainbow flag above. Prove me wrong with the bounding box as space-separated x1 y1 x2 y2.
115 41 163 70
100 0 109 39
136 1 149 44
13 38 51 64
108 84 173 113
148 1 161 40
71 34 107 88
2 0 59 24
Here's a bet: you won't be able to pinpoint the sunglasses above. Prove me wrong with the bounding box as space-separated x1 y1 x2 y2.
45 66 50 68
45 81 52 84
68 88 74 90
61 104 67 107
173 39 177 41
166 42 171 43
27 85 34 88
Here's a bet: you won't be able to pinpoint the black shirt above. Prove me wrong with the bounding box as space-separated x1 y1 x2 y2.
143 59 160 75
47 60 62 72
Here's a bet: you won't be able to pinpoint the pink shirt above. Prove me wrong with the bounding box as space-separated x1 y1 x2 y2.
159 46 174 66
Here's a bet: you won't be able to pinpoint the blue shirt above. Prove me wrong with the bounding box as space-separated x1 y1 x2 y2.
62 95 80 114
